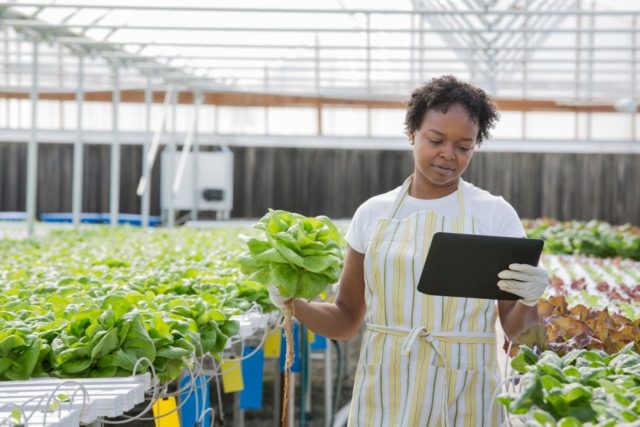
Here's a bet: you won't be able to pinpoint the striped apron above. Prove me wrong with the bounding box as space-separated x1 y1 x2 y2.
347 175 502 427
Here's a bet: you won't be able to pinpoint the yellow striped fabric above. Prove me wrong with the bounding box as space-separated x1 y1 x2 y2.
348 176 502 427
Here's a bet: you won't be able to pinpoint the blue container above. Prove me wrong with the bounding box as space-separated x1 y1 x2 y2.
0 211 27 221
240 346 264 410
310 334 328 351
279 322 301 373
40 212 104 223
178 375 211 427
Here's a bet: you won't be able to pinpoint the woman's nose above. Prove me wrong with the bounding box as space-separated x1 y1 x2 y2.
439 143 455 159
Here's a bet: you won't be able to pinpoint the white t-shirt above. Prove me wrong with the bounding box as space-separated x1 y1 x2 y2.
345 179 526 254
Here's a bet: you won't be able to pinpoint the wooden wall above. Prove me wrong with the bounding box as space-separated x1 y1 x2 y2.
0 143 161 216
0 142 638 224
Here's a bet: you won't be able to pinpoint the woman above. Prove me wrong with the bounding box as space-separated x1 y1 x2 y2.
270 75 548 426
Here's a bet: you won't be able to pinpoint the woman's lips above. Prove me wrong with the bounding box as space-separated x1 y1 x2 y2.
433 164 455 172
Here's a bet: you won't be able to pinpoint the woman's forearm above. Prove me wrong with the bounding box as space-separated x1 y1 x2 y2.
292 298 363 341
501 301 540 341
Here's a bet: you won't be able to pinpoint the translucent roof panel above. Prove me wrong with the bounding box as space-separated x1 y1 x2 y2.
0 0 639 104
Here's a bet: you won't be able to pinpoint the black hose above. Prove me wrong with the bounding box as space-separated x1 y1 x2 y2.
330 339 343 427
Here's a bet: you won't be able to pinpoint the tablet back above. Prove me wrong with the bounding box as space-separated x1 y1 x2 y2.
417 232 544 300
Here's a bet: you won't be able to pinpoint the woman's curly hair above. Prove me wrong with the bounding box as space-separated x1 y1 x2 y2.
404 75 499 145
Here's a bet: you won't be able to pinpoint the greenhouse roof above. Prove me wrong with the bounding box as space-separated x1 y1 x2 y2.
0 0 639 108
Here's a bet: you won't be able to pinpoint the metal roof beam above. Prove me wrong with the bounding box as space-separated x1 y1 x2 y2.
1 37 633 51
0 8 225 93
491 0 578 80
0 3 637 16
3 19 640 33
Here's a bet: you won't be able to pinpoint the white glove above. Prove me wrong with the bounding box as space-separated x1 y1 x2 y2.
267 285 290 309
497 263 549 306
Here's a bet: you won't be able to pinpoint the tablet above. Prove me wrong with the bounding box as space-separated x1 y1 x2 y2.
417 232 544 300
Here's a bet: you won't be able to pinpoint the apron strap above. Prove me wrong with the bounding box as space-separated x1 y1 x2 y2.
456 182 465 221
388 175 413 219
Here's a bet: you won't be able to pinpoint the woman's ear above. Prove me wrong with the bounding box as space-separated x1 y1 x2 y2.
409 132 415 145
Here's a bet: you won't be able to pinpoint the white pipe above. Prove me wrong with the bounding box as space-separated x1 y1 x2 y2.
109 65 120 226
141 75 152 228
332 402 351 427
172 92 202 196
71 54 83 227
25 41 38 237
136 86 173 196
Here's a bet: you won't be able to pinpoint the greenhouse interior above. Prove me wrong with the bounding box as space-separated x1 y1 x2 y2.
0 0 639 426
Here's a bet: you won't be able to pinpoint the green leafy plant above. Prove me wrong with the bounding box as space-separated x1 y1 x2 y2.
499 344 640 425
0 226 272 382
506 296 640 358
524 219 640 261
238 209 345 424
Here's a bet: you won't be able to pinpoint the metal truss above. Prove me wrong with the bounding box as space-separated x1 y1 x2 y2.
0 1 638 100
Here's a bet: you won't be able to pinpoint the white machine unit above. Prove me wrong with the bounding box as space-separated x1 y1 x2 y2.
161 150 233 219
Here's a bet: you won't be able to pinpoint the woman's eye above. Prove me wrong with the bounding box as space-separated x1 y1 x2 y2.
429 140 443 144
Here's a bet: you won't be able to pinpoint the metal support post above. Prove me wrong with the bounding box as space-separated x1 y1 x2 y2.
167 88 177 227
264 66 269 135
574 0 582 140
366 13 372 137
213 103 219 134
57 45 64 129
410 12 415 89
586 1 595 140
418 12 424 84
3 27 10 128
273 358 282 427
324 341 333 427
315 36 321 95
109 65 120 226
288 372 296 427
72 55 84 227
141 75 152 228
233 392 244 427
26 40 38 237
17 37 22 128
191 92 201 221
632 15 638 141
522 16 528 140
315 36 322 135
300 324 308 427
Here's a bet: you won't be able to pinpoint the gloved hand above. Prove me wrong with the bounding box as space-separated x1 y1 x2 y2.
497 263 549 306
268 285 291 309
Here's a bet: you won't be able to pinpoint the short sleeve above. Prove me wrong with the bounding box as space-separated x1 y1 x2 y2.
345 201 370 254
491 197 526 238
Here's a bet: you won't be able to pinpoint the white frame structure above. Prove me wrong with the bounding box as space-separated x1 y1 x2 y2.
0 0 639 236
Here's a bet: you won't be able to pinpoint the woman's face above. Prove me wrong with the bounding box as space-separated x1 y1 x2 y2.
409 103 479 192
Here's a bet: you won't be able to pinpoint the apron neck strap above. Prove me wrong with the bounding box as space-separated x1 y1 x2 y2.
389 175 413 219
389 175 466 221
